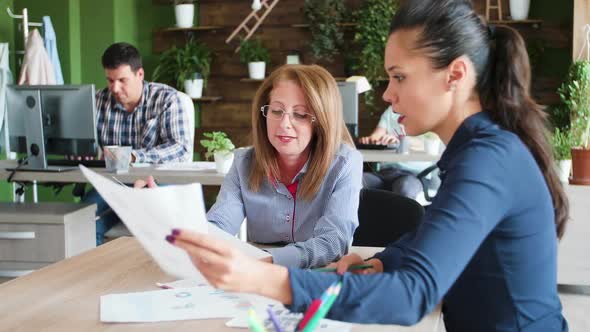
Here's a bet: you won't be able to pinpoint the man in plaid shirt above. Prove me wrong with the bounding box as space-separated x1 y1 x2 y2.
85 42 191 244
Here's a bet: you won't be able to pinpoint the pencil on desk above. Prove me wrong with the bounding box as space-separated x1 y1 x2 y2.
301 283 342 332
311 264 373 273
248 308 268 332
266 306 284 332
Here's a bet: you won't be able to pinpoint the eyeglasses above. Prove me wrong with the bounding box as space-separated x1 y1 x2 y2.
260 105 316 124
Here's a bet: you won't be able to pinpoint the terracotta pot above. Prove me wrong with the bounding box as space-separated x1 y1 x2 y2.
570 148 590 185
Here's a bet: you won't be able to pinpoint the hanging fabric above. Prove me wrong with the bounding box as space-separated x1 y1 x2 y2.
0 42 13 156
18 29 56 85
42 16 64 84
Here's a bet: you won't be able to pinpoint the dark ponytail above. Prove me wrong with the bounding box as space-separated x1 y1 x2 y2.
390 0 569 238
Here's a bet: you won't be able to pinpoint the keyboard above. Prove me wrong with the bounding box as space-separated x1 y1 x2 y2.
47 159 106 168
355 142 398 150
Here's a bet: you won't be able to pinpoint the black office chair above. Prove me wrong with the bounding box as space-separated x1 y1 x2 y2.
353 188 425 247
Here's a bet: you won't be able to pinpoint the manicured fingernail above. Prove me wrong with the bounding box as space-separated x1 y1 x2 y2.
165 235 175 243
172 229 180 236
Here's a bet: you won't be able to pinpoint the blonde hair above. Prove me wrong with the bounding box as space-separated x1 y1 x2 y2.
249 64 353 200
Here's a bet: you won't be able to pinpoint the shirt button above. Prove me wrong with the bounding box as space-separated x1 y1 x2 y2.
286 215 290 221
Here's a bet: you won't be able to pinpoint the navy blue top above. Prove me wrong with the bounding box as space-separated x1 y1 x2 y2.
287 112 567 331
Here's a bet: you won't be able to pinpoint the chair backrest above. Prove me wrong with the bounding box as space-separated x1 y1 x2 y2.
177 91 195 161
353 188 425 247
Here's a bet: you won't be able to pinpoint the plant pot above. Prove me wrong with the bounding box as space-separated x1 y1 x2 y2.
424 138 440 155
174 4 194 28
184 78 203 99
557 159 572 183
570 148 590 185
214 151 234 174
248 61 266 80
509 0 530 20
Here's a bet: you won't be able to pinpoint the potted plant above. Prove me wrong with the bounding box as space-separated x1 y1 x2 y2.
152 41 211 98
303 0 346 62
174 0 195 28
200 131 235 174
352 0 398 109
509 0 530 20
239 38 271 80
552 127 573 183
557 60 590 184
422 132 440 156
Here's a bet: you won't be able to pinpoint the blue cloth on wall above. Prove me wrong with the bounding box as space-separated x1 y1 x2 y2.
42 16 64 84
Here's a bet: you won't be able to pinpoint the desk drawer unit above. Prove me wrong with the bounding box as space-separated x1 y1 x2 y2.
0 202 97 281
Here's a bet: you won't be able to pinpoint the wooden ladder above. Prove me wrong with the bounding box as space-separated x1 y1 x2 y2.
225 0 280 52
485 0 503 21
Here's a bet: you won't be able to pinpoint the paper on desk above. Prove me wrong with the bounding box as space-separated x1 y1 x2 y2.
79 165 206 279
100 286 245 323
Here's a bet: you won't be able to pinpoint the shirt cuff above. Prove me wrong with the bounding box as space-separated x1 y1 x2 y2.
265 245 302 267
373 249 403 272
286 267 339 313
132 150 144 163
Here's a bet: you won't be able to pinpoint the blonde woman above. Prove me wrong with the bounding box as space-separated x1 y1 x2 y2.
137 65 363 268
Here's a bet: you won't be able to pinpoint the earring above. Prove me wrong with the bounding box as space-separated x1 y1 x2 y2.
449 83 456 91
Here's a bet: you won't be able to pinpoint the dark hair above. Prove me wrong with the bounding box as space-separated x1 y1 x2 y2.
389 0 568 238
101 42 143 72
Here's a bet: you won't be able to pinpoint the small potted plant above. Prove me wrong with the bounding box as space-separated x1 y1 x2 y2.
239 38 271 80
557 60 590 184
422 132 440 155
552 127 573 183
152 41 211 98
174 0 195 28
200 131 235 174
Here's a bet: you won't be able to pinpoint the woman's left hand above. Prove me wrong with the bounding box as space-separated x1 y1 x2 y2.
168 229 263 293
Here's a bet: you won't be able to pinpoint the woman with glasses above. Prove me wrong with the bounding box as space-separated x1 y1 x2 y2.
164 0 569 330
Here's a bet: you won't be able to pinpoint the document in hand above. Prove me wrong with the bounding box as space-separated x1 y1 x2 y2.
79 166 270 280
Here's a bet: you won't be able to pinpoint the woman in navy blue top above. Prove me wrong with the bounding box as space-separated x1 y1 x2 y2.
167 0 569 330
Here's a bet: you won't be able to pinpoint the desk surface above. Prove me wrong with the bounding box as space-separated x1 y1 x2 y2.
0 237 442 332
0 160 226 185
359 149 440 163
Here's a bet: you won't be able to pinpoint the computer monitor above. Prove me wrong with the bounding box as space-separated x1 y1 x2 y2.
6 84 99 171
338 81 358 138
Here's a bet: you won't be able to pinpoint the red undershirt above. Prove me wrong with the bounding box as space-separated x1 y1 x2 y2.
286 180 298 242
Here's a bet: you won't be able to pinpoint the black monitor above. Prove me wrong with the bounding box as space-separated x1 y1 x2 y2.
338 81 358 138
6 84 99 171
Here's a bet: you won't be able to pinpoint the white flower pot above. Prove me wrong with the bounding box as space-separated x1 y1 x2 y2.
184 78 203 98
509 0 530 20
248 61 266 80
174 4 194 28
214 151 234 174
557 159 572 183
424 138 440 155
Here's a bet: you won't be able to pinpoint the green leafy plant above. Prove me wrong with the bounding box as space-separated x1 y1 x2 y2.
238 38 271 64
200 132 235 160
152 41 212 90
352 0 398 109
557 60 590 149
304 0 346 62
552 127 572 161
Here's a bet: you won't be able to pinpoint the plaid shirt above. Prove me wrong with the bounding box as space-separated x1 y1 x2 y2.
95 81 191 163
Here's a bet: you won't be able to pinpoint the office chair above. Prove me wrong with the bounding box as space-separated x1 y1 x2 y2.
416 164 439 203
353 188 425 247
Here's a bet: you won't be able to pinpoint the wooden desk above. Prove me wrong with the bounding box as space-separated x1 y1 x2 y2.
0 160 226 185
359 149 440 163
0 237 442 332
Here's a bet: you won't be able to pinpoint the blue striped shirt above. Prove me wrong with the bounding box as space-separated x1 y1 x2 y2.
207 144 363 268
95 81 191 163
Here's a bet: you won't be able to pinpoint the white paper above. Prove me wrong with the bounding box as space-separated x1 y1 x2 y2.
100 286 243 322
80 165 207 279
80 166 270 279
155 161 216 171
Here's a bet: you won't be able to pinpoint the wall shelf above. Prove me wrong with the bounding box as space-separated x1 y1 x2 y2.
156 26 223 33
240 78 264 82
489 19 543 28
291 22 356 28
193 96 223 103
